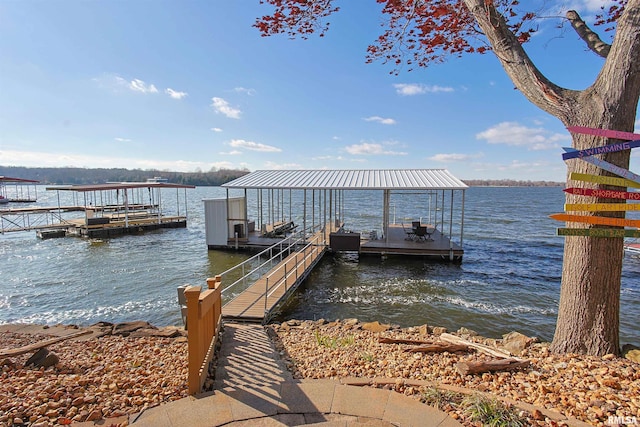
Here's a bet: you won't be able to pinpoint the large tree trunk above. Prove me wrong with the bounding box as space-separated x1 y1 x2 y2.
463 0 640 355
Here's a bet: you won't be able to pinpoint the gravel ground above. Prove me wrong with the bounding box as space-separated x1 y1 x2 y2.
270 319 639 427
1 320 638 427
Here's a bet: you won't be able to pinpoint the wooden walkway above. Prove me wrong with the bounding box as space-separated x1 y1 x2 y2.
222 237 326 322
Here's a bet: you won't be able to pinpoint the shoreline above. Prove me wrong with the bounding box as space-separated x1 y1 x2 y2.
1 320 638 427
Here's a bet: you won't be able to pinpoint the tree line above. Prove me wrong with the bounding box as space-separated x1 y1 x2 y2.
0 166 250 187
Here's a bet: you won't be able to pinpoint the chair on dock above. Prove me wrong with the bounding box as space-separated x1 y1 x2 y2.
403 223 415 241
414 226 430 242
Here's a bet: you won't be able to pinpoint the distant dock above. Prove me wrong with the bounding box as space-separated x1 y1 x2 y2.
1 181 194 237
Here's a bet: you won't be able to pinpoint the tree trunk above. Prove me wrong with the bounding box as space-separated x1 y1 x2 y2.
463 0 640 355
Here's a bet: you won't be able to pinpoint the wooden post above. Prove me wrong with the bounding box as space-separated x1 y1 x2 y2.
184 285 202 395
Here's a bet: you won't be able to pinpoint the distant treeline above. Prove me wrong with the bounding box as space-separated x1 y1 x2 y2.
1 166 564 187
463 179 564 187
0 166 250 186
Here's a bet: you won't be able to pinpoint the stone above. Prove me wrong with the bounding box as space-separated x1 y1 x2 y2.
432 327 447 335
343 318 359 326
500 331 535 356
24 348 59 368
417 324 429 336
86 410 102 422
111 321 155 336
624 349 640 363
457 327 477 336
362 321 391 333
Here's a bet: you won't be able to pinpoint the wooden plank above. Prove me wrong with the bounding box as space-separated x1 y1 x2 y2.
570 172 640 189
550 213 640 228
564 203 640 212
557 228 640 238
564 187 640 200
562 139 640 160
0 329 92 357
567 125 640 141
564 147 640 184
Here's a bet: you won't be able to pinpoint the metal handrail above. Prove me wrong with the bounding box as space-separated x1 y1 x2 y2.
219 224 323 296
263 234 322 312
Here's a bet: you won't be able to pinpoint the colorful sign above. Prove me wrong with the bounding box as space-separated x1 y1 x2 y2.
563 147 640 184
557 228 640 238
562 139 640 160
564 187 640 200
564 203 640 212
569 173 640 188
550 213 640 228
567 125 640 141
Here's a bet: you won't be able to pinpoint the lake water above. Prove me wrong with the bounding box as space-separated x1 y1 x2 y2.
1 186 638 345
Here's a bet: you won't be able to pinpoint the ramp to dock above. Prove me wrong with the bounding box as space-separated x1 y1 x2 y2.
222 234 326 322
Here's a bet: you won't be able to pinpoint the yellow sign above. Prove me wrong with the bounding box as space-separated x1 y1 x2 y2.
564 203 640 212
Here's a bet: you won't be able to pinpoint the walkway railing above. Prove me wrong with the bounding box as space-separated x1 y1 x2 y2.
263 233 323 313
219 224 324 301
184 276 222 395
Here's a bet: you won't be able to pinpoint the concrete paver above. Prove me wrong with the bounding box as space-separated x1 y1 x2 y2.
131 322 463 427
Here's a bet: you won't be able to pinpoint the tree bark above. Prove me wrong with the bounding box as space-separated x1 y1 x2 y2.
463 0 640 355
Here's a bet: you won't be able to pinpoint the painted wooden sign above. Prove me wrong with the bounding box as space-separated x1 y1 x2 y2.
564 203 640 212
550 213 640 228
562 139 640 160
557 228 640 238
567 125 640 141
564 187 640 200
563 147 640 185
569 172 640 188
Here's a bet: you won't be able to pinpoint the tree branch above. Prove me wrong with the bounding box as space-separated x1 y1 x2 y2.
566 10 611 58
461 0 576 122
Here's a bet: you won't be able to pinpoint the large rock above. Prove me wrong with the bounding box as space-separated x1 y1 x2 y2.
111 321 156 336
500 331 535 356
25 348 59 368
622 344 640 363
362 321 390 333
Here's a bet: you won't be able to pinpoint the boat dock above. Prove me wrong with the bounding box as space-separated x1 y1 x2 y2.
1 182 195 237
205 169 467 261
200 169 467 324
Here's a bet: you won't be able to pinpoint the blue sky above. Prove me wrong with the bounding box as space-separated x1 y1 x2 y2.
1 1 638 182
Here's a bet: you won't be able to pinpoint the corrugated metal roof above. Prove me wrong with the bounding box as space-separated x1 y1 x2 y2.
46 182 196 192
222 169 468 190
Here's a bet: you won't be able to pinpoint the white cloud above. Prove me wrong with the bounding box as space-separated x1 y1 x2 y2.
165 88 188 99
219 150 242 155
0 149 234 172
429 153 483 162
229 139 281 152
129 79 158 94
393 83 454 96
211 97 242 119
114 137 131 142
234 87 256 96
476 121 569 150
264 161 303 170
344 142 407 156
211 127 223 132
364 116 396 125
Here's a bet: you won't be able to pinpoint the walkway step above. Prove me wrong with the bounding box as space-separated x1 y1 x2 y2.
131 322 463 427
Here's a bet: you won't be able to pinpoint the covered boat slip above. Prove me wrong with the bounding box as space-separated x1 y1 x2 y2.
209 169 467 261
0 176 39 203
31 182 195 238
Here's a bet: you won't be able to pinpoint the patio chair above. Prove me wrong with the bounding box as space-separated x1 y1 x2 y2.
402 223 415 240
414 225 430 242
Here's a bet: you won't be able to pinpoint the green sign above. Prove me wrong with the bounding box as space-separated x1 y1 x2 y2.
557 228 640 238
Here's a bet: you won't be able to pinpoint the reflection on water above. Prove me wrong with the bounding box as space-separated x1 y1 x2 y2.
1 186 638 345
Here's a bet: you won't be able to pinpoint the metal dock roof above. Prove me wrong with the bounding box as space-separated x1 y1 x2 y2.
222 169 468 190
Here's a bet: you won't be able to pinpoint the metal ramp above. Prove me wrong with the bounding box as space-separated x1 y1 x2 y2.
221 230 327 323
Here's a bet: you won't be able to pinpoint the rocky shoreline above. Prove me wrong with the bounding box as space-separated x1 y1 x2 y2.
1 319 638 427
